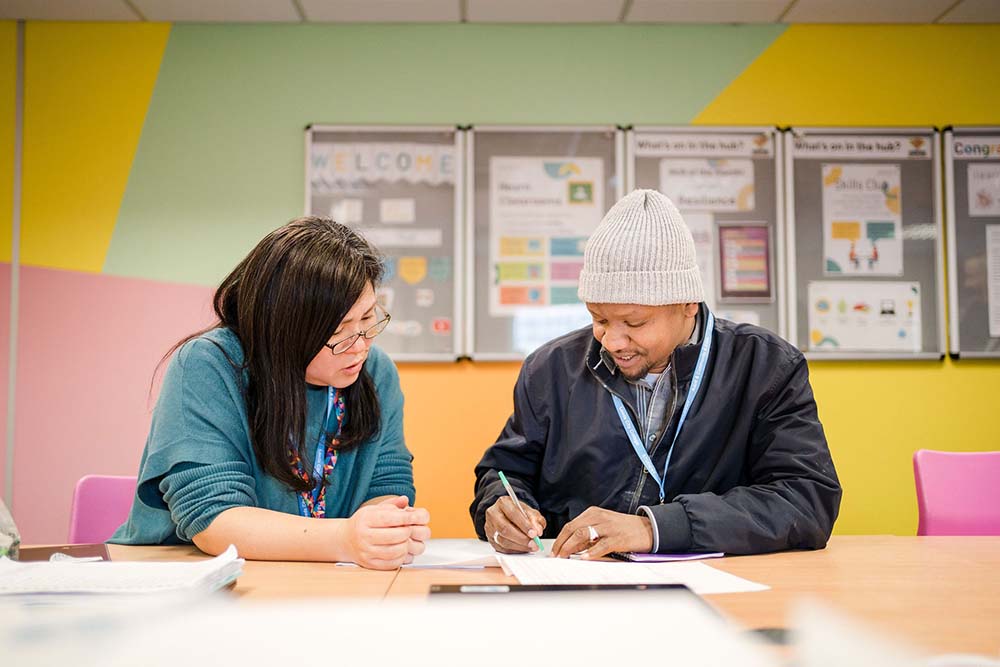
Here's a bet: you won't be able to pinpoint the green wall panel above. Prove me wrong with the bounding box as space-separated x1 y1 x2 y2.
105 23 783 285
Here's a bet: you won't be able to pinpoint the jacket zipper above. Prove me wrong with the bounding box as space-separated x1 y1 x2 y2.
628 361 679 512
590 356 680 514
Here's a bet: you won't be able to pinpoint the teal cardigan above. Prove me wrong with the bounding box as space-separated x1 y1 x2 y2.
110 328 415 545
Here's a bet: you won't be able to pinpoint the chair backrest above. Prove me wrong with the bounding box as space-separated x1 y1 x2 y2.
913 450 1000 536
68 475 137 544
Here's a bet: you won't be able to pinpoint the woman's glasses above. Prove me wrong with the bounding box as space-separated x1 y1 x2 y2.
325 307 391 355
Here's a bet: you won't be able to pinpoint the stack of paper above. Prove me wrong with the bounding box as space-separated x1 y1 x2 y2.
0 545 243 596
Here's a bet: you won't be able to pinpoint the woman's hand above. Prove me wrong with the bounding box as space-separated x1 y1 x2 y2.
344 496 431 570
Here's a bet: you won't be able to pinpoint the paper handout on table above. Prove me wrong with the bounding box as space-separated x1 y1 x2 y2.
0 544 243 596
496 555 768 595
334 538 505 569
404 539 501 569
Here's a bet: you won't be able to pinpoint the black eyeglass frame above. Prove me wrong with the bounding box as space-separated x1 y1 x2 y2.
324 308 391 355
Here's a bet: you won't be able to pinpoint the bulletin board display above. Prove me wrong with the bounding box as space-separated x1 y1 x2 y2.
784 128 946 360
628 126 785 338
467 126 624 360
306 126 463 361
944 127 1000 358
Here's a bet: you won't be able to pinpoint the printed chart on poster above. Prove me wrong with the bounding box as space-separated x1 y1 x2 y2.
944 127 1000 358
807 281 921 352
306 126 462 360
488 156 604 316
470 127 622 359
785 128 945 359
629 127 783 334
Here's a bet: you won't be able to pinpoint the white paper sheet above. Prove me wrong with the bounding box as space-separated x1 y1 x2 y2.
0 545 242 596
822 163 903 276
660 158 755 212
379 197 416 224
987 225 1000 338
404 539 500 569
807 280 922 352
969 163 1000 217
496 555 768 594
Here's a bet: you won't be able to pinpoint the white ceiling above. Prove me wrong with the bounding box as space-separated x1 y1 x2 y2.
0 0 997 24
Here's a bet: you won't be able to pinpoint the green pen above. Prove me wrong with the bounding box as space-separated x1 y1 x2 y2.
497 471 545 552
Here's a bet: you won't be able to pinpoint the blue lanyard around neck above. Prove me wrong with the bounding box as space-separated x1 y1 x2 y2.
612 310 714 504
297 386 336 517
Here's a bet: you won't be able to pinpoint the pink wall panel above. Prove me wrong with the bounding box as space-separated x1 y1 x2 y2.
0 263 9 502
12 266 215 543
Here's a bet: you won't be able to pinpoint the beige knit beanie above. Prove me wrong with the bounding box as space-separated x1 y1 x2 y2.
577 189 704 305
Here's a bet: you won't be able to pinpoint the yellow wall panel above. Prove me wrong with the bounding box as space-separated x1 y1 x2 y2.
21 22 169 272
0 22 16 263
811 359 999 535
695 25 1000 126
399 362 522 538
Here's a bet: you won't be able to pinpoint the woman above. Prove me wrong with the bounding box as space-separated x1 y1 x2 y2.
111 217 430 569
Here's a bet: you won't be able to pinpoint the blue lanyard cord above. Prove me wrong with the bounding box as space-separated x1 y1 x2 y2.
612 310 715 504
297 387 337 517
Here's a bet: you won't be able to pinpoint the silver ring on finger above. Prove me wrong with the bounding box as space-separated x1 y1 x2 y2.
493 530 500 544
588 525 599 542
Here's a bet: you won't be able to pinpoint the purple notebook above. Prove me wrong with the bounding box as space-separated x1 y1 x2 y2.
614 551 724 563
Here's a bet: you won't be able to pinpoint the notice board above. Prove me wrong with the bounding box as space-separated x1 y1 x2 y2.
306 125 463 361
784 128 945 360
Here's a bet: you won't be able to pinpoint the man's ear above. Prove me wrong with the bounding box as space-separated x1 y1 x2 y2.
683 302 699 317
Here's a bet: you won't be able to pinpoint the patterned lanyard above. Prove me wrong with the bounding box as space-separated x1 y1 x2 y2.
289 387 345 518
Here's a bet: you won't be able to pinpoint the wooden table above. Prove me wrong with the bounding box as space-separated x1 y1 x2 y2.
110 536 1000 656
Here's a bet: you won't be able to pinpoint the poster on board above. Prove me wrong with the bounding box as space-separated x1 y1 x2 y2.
659 159 755 212
718 223 771 301
988 225 1000 338
807 280 921 352
308 130 459 358
969 164 1000 217
488 156 604 316
822 163 903 276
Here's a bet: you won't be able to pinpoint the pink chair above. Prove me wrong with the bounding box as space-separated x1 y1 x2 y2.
913 450 1000 536
68 475 137 544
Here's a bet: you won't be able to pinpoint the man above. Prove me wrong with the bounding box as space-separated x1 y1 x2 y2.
471 189 841 558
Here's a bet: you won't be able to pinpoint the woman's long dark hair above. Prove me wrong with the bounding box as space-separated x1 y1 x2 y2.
163 217 384 492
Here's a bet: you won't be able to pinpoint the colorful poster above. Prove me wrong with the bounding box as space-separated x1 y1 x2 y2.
822 164 903 276
968 164 1000 217
660 159 755 212
489 156 604 315
988 226 1000 338
807 281 921 352
718 224 771 301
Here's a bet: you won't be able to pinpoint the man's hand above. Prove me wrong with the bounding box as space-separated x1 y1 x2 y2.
551 506 653 559
484 497 546 554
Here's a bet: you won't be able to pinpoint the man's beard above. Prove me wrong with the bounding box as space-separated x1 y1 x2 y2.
616 357 651 381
